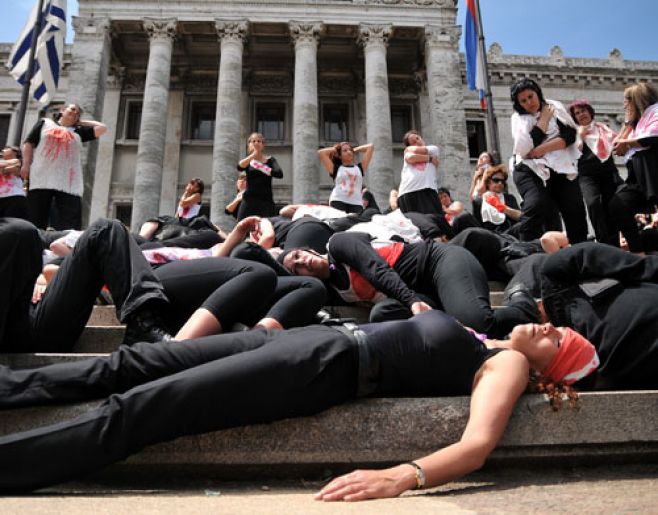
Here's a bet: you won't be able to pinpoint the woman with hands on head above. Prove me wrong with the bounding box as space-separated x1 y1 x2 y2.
510 79 588 243
236 132 283 220
319 141 375 214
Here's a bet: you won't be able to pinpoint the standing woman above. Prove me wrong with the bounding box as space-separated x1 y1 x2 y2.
236 133 283 220
319 141 375 214
21 103 107 230
569 100 622 246
397 130 442 214
510 79 587 243
610 82 658 253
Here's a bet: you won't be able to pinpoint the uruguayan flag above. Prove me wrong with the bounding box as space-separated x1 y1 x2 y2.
7 0 67 104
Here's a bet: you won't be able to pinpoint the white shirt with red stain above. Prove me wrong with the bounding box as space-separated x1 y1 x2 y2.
329 164 364 207
29 118 85 196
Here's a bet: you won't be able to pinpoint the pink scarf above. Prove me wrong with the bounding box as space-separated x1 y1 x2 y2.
581 122 617 162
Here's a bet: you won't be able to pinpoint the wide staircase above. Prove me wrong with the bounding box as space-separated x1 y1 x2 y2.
1 285 657 486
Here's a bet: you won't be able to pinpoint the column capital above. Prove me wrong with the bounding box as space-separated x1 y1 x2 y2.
357 23 392 48
424 25 461 49
215 19 249 44
289 21 324 46
106 65 126 90
143 18 178 42
72 16 112 40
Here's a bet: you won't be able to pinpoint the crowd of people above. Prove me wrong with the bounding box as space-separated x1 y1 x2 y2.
0 80 656 497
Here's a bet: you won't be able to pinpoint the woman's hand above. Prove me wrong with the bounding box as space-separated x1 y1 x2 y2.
539 104 554 124
315 466 415 502
32 277 47 304
236 216 261 236
411 301 433 314
613 139 631 156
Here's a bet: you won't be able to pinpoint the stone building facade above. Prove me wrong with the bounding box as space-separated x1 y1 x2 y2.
1 0 657 229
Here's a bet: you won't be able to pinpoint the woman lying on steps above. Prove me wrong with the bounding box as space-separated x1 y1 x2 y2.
0 309 597 495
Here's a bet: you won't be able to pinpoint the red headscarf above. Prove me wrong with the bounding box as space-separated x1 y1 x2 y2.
543 328 599 385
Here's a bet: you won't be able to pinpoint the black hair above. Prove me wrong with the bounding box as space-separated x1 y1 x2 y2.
189 177 205 196
437 187 451 197
361 189 380 212
510 78 546 114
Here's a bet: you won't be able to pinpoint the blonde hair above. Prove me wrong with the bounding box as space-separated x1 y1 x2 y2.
624 82 658 126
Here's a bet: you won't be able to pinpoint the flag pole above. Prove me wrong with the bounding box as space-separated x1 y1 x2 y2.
12 0 46 147
473 0 501 163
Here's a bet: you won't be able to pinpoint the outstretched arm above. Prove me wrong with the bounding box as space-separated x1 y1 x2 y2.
316 350 529 501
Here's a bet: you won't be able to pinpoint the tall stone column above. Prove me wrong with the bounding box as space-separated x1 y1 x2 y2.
289 21 323 204
211 20 248 228
130 18 177 230
358 23 394 207
89 69 124 222
159 89 185 215
424 25 470 201
67 16 112 225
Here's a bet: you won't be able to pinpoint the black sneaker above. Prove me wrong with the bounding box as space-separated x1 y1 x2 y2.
123 308 173 346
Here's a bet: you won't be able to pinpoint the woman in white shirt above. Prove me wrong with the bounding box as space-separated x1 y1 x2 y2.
397 130 442 214
510 79 587 243
318 141 375 214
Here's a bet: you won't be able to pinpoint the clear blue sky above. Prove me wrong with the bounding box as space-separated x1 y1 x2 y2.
2 0 657 61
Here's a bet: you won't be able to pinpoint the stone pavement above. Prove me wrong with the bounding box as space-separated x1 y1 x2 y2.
1 464 657 514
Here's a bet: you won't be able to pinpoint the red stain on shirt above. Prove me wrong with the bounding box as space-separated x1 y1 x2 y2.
43 127 75 161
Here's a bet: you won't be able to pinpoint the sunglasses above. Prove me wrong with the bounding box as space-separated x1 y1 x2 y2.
490 177 506 185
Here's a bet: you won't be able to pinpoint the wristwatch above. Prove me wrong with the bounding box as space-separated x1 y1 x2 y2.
407 461 425 490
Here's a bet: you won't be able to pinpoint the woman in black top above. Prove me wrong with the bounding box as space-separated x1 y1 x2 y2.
279 232 537 338
0 309 595 494
510 78 588 243
236 132 283 220
610 82 658 253
569 100 622 246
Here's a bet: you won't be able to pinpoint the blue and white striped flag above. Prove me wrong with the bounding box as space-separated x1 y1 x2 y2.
7 0 67 104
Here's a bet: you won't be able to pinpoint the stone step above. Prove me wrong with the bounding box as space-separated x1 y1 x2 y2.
0 390 656 481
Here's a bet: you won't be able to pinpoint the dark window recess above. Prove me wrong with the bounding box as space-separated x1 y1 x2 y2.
391 105 412 143
256 103 285 141
323 104 349 142
0 114 10 147
114 203 132 226
466 120 487 159
125 102 142 140
190 103 216 140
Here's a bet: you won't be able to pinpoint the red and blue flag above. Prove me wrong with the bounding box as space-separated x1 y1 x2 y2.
464 0 487 109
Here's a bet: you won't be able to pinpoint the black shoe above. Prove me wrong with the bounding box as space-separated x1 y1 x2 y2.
123 308 173 346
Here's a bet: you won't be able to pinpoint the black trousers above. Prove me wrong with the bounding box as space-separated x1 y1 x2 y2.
26 219 170 352
0 196 29 220
0 327 359 492
154 258 326 330
609 183 653 252
0 218 42 350
513 165 588 243
578 166 622 246
540 243 658 389
373 243 536 338
28 189 82 230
